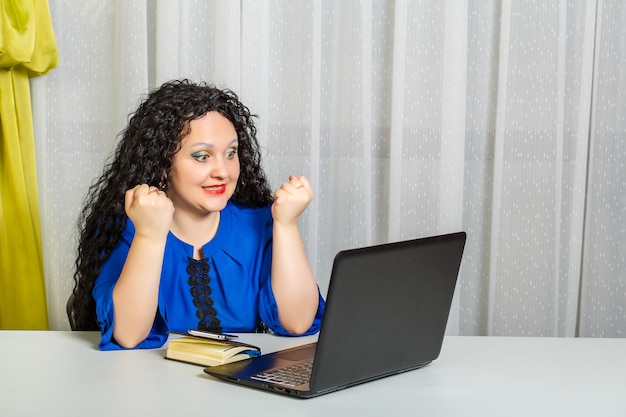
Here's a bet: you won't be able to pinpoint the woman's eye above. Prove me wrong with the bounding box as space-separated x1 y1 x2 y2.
192 152 209 162
226 148 238 159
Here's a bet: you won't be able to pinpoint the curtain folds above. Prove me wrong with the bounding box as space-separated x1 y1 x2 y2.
35 0 625 337
0 0 58 329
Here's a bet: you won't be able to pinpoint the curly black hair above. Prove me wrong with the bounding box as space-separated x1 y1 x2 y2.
69 79 273 330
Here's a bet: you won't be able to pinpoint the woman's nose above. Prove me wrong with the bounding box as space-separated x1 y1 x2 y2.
210 156 228 178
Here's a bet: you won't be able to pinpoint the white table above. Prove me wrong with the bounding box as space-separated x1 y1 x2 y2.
1 331 625 417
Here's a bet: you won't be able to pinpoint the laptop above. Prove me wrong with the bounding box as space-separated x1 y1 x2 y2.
204 231 466 398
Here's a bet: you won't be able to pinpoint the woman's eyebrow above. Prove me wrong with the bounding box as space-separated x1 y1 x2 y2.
190 139 238 149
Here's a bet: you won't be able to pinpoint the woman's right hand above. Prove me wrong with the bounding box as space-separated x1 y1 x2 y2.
124 184 174 240
114 184 173 348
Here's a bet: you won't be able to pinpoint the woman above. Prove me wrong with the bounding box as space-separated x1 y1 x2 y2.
71 79 324 350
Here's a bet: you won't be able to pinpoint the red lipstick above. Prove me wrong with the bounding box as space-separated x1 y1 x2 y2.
203 184 227 195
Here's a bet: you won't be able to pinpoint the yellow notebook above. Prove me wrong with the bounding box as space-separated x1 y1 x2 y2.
165 335 261 367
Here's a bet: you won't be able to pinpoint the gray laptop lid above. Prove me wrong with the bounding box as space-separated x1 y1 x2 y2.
309 231 466 392
204 232 466 398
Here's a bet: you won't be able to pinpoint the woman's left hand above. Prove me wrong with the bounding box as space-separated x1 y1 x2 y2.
271 175 313 225
270 175 319 334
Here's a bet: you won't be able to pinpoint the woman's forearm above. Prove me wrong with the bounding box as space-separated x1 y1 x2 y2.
271 221 319 334
111 235 165 348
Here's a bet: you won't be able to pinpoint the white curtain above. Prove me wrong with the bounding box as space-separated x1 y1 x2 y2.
31 0 625 337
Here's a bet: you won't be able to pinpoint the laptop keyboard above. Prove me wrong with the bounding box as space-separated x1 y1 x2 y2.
251 360 313 387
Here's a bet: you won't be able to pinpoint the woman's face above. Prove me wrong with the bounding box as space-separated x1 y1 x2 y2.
168 111 240 216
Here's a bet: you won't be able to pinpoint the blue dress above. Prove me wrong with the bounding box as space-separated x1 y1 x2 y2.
93 201 325 350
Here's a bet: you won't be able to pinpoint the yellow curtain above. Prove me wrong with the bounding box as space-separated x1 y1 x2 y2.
0 0 59 329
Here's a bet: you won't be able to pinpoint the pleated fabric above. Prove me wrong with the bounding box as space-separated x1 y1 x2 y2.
0 0 58 329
